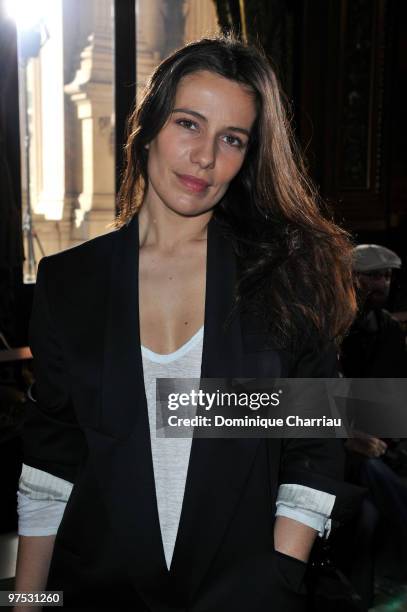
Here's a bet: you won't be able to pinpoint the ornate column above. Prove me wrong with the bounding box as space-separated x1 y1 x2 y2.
65 0 115 240
183 0 218 45
31 0 70 255
135 0 218 97
136 0 165 97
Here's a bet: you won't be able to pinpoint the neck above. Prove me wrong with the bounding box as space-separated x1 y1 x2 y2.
137 197 212 252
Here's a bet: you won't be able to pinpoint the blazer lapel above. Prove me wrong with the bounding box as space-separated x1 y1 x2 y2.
169 217 262 602
85 215 171 607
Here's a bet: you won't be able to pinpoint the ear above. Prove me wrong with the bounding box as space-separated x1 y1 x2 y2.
144 143 150 150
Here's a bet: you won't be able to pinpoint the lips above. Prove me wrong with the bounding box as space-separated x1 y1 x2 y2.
176 173 210 193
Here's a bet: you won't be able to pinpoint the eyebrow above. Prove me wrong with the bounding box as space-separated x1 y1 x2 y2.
172 107 251 137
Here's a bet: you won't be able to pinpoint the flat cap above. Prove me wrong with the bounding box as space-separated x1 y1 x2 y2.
353 244 402 272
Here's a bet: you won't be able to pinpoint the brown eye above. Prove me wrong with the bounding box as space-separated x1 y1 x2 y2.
222 134 245 149
175 118 199 131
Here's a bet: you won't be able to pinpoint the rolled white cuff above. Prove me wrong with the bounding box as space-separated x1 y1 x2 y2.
19 463 73 501
276 483 336 539
277 483 336 515
17 463 72 536
17 491 67 536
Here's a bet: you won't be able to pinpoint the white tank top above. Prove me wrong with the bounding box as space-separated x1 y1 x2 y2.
141 326 204 569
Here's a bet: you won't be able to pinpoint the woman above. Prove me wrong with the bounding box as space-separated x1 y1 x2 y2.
15 35 357 611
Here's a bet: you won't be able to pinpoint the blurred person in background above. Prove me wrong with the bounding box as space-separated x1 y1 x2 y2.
340 244 406 378
339 244 407 608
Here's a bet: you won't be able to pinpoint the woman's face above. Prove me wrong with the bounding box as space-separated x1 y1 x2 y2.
144 70 257 217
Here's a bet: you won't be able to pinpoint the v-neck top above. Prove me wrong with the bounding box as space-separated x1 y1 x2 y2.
140 326 204 568
141 326 204 363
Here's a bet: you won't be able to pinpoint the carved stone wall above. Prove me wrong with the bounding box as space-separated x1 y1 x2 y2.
299 0 397 233
64 0 114 241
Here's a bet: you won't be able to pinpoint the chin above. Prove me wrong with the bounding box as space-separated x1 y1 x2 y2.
167 200 214 218
368 297 387 309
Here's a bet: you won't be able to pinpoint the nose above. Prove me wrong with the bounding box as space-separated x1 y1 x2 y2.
190 136 216 169
376 277 391 291
373 273 391 288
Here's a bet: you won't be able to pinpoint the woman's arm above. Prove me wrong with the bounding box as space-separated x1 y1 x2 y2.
14 535 56 606
274 516 317 562
15 463 72 606
275 335 365 559
23 258 86 483
15 258 85 599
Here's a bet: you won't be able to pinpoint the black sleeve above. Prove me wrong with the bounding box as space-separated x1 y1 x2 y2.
23 257 87 483
278 337 365 526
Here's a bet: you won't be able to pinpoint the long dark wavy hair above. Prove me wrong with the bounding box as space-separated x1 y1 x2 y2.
116 34 357 351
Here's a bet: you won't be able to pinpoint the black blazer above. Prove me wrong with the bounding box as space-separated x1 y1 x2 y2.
23 214 359 611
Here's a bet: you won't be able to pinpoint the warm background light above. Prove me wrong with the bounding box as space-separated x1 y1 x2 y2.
5 0 53 31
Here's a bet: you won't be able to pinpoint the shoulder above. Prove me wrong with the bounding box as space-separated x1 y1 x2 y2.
379 308 403 329
379 308 400 327
38 227 120 279
35 228 123 312
288 321 339 377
